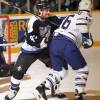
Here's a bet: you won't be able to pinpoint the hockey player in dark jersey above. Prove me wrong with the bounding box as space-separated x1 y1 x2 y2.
0 35 14 77
0 36 6 65
4 0 66 100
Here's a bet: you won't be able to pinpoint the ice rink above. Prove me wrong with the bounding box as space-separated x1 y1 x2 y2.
0 47 100 100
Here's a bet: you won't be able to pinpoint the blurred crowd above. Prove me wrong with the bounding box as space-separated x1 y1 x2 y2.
0 0 100 14
0 0 84 14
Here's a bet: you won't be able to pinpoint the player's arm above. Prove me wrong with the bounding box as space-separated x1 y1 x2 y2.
26 18 47 48
81 32 94 48
47 15 63 43
26 31 42 47
48 15 63 28
26 17 42 48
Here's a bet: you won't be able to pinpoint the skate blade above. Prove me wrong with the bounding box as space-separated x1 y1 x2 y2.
33 89 45 100
48 97 71 100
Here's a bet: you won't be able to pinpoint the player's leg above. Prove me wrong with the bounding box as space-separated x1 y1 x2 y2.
0 47 6 65
63 40 88 100
5 53 38 100
39 48 67 99
0 47 15 77
74 66 88 100
38 48 52 68
50 59 68 98
33 38 68 100
34 69 67 100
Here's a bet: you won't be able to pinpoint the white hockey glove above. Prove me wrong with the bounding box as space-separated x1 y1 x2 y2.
40 38 47 48
82 32 94 49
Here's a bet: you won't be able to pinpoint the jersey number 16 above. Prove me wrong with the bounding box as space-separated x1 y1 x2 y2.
61 15 75 29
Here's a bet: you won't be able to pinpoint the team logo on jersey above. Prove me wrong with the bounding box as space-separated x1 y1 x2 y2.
17 66 22 71
39 25 51 38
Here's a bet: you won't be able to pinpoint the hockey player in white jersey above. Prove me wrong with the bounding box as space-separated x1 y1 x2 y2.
33 0 93 100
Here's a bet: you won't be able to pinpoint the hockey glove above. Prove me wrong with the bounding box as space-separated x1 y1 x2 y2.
40 38 47 48
82 32 94 49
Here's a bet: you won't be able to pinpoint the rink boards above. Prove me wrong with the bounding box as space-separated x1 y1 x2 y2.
0 11 100 100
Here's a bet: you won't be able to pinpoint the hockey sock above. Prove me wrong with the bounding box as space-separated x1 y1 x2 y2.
10 76 21 90
44 69 68 90
75 66 89 93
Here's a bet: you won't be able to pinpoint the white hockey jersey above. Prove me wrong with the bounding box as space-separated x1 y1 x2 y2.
54 11 92 48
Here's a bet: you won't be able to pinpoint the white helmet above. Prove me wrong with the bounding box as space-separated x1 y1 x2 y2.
79 0 93 11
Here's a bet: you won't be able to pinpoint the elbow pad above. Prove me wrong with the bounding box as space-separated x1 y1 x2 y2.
26 33 41 48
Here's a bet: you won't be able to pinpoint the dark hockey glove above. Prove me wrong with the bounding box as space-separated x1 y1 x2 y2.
82 32 94 49
0 63 14 77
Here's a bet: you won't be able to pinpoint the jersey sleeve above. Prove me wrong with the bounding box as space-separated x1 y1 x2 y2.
76 14 92 33
26 16 42 47
48 16 62 27
27 16 38 33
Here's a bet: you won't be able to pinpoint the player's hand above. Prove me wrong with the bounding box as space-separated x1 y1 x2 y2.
40 38 47 48
82 32 94 49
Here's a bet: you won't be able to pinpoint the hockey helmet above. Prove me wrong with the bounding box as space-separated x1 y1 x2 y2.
78 0 93 11
36 0 50 10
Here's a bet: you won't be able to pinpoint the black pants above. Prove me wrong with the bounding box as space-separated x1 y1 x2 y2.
0 47 5 65
12 48 51 79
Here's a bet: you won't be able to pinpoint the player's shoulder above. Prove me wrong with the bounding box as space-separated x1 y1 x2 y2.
77 12 91 18
47 15 59 21
64 13 76 18
28 15 42 27
76 12 92 22
29 15 38 23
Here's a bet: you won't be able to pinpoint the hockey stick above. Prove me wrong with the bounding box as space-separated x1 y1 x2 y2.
0 43 16 46
0 0 59 27
0 0 31 14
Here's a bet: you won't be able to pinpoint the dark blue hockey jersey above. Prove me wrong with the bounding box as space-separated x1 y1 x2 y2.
21 15 62 54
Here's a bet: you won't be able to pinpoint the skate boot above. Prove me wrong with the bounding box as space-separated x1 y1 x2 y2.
33 83 48 100
74 89 86 100
5 87 19 100
51 83 66 99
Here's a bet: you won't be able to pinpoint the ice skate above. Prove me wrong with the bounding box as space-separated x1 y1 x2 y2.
74 89 86 100
5 87 19 100
33 84 48 100
51 83 66 99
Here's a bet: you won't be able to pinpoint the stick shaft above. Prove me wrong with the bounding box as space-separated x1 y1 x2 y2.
0 0 31 14
0 43 16 46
